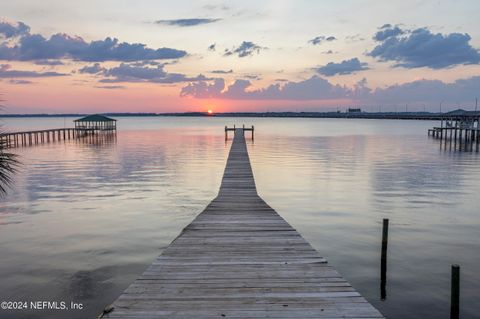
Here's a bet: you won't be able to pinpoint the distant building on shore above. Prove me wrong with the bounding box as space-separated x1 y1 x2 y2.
348 108 362 113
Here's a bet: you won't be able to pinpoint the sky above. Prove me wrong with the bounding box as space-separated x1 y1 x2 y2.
1 0 480 113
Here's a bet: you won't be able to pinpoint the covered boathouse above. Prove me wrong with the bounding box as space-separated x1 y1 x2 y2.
74 114 117 132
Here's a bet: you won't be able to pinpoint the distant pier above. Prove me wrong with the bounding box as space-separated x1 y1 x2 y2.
0 128 93 148
428 110 480 152
0 114 116 148
225 124 254 140
103 128 383 319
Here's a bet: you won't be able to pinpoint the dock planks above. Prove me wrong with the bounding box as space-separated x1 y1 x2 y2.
105 129 383 318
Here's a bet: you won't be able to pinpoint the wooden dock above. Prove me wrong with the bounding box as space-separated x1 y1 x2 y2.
428 127 480 152
104 128 383 319
0 127 114 148
427 112 480 152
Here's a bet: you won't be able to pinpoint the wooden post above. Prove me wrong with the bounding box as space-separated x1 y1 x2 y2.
476 130 479 152
450 264 460 319
252 125 255 141
459 129 463 149
225 126 228 141
381 218 389 300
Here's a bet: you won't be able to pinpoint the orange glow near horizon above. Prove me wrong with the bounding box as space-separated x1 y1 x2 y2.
207 109 213 114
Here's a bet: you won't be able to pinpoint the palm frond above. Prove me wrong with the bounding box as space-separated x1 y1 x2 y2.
0 128 20 196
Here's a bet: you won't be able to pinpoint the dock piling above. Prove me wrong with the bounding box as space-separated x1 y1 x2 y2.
381 218 389 300
428 113 480 152
224 124 254 140
450 264 460 319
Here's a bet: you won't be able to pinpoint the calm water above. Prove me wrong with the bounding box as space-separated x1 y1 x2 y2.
0 117 479 319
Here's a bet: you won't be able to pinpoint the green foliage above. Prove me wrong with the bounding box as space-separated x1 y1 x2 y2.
0 130 19 195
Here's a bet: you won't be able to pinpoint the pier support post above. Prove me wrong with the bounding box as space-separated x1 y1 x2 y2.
380 218 389 300
476 130 479 152
450 264 460 319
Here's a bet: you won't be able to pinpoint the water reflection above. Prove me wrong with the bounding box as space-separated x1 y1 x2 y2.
247 126 480 319
0 117 479 319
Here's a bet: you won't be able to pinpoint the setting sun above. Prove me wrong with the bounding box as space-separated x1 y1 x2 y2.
207 109 213 115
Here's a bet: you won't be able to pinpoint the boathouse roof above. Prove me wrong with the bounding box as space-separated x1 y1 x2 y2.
443 109 480 118
74 114 117 122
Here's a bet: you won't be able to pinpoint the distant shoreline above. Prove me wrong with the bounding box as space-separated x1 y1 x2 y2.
0 111 451 120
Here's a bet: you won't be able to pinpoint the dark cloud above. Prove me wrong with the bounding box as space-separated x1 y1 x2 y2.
94 85 125 89
308 35 337 45
96 63 208 83
180 78 225 98
243 74 261 80
181 73 480 108
369 26 480 69
0 63 68 78
181 76 352 100
34 59 64 66
345 34 365 42
0 20 186 62
371 76 480 103
316 58 369 76
224 41 265 58
0 20 30 38
373 25 404 41
155 18 221 27
8 79 33 84
79 63 105 74
207 43 216 51
203 4 230 11
210 69 233 74
322 50 336 55
129 60 162 67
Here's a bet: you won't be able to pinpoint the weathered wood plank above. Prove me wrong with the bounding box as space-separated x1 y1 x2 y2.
105 129 383 318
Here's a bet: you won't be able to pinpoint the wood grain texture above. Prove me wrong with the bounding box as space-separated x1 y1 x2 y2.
105 129 383 318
